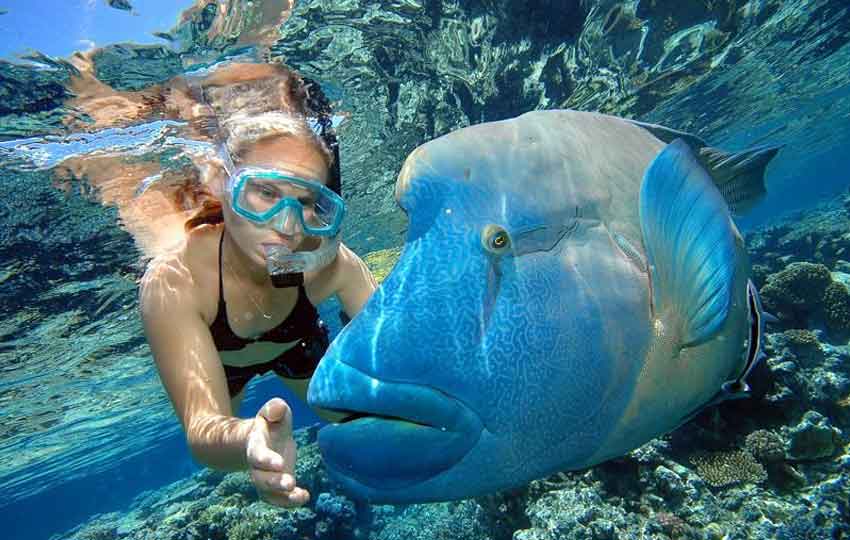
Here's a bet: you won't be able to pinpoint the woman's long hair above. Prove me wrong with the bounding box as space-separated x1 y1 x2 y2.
56 61 339 259
183 196 224 231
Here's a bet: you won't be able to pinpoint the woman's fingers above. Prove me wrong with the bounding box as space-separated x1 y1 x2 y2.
258 397 292 432
248 397 306 508
251 468 296 493
261 486 310 508
250 468 310 508
246 423 285 471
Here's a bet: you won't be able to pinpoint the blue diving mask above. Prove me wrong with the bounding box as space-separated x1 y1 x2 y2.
228 167 346 237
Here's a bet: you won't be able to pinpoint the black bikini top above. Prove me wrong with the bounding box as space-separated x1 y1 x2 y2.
210 232 322 351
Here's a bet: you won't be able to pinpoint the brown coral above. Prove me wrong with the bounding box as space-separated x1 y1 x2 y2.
745 430 786 463
760 263 832 320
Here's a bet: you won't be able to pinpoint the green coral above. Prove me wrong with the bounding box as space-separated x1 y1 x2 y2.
822 281 850 337
294 427 328 496
215 471 255 499
782 329 820 347
194 501 241 539
363 246 403 284
690 449 767 487
760 262 850 339
225 503 294 540
760 262 832 316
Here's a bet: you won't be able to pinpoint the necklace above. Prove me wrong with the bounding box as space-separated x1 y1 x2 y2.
222 239 273 320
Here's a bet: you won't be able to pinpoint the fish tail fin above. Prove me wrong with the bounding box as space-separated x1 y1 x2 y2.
639 139 738 348
698 144 782 215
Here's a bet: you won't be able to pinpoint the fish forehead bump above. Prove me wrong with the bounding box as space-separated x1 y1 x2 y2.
394 110 649 213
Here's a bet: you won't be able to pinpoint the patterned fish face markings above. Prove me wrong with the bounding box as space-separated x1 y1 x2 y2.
310 114 652 501
308 110 771 503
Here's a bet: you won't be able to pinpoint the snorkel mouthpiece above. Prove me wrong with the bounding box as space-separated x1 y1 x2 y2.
271 272 304 288
264 244 305 288
263 237 341 288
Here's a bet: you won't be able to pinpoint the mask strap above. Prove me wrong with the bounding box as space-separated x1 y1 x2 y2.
302 76 342 196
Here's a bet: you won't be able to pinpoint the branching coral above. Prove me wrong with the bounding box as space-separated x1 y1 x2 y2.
690 449 767 487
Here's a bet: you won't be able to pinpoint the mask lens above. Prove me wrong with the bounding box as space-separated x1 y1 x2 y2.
311 192 341 228
240 179 287 214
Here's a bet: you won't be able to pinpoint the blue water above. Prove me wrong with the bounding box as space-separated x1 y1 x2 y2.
3 376 322 540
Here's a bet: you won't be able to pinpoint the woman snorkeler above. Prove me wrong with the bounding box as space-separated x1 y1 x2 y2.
139 63 377 508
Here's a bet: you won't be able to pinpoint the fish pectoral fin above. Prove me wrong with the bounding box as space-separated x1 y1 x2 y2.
639 139 737 348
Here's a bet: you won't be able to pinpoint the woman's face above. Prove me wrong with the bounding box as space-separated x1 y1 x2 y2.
222 135 330 268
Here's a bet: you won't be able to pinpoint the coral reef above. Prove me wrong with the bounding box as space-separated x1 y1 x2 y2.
786 411 842 461
314 492 357 539
747 192 850 283
515 482 634 540
762 330 850 421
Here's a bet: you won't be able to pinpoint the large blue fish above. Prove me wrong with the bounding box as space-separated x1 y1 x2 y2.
308 110 779 503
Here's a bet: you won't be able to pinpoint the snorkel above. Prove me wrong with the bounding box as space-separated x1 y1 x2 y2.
264 238 341 286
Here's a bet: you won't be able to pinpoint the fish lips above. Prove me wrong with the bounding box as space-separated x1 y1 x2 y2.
308 359 482 494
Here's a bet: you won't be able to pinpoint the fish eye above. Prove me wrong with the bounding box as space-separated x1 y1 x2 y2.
482 225 511 255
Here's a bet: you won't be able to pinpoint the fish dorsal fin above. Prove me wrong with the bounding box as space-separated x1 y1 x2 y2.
626 119 707 148
698 145 780 215
627 119 781 215
639 139 737 348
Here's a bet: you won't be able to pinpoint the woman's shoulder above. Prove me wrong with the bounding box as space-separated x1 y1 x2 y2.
305 242 369 297
182 223 224 271
140 224 222 318
332 242 365 273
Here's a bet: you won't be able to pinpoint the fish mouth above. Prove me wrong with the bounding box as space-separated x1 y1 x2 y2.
307 359 482 493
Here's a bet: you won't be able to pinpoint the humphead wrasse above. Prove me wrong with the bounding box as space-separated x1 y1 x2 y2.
308 110 779 503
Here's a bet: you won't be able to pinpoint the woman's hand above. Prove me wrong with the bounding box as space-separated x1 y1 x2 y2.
246 397 310 507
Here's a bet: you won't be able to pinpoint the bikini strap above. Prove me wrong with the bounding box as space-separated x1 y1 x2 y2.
218 230 226 304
